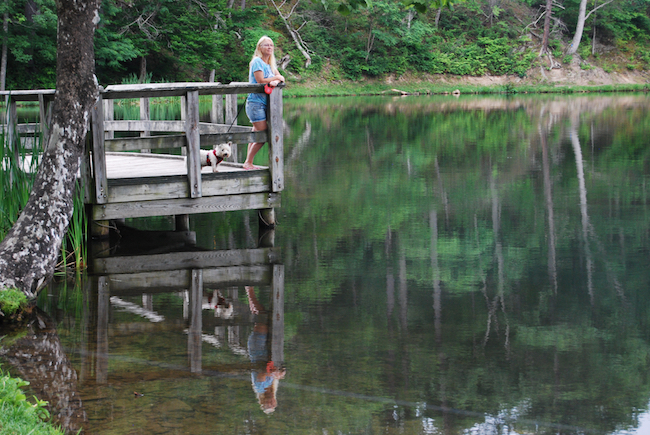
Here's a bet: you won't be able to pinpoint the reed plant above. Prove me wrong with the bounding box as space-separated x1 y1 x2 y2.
0 116 87 276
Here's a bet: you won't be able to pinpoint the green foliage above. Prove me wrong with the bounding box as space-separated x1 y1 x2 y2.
0 369 63 434
2 0 650 87
0 289 27 316
3 0 57 89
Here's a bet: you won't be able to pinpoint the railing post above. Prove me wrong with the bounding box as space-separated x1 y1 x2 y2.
37 93 50 142
225 90 238 162
103 99 114 140
7 96 17 162
185 90 201 198
91 94 108 205
210 83 224 125
140 97 150 152
268 87 284 192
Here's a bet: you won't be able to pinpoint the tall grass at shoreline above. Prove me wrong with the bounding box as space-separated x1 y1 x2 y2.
0 124 87 276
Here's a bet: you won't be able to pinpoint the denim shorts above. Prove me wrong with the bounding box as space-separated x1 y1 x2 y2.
246 100 267 123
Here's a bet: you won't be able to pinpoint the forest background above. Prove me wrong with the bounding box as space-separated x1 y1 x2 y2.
3 0 650 92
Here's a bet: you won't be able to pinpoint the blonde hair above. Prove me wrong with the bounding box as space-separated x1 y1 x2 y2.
250 35 279 74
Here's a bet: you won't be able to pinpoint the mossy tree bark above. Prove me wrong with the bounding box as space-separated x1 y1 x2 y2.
0 0 100 298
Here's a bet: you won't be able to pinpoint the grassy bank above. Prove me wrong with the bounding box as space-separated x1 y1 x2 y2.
0 369 65 435
283 76 650 98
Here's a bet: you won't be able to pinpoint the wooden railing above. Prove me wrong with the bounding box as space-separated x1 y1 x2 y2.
88 82 284 205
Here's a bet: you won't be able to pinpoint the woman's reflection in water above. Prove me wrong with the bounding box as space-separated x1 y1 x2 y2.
245 286 286 413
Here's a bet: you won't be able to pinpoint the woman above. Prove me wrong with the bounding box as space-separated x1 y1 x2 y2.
243 36 285 170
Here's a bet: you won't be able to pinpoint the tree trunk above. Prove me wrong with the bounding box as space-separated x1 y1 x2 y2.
566 0 612 55
1 10 7 91
567 0 587 55
139 55 147 82
540 0 552 55
0 0 100 298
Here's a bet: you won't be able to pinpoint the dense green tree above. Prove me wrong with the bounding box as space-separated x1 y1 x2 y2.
1 0 56 89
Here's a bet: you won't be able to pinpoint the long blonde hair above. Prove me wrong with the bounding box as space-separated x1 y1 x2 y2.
250 35 279 74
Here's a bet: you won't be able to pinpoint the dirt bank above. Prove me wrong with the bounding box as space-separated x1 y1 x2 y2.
404 58 650 88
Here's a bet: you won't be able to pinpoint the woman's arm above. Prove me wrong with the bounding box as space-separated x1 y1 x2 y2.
253 70 284 85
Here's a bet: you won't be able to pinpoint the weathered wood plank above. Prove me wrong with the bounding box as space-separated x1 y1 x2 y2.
93 248 281 275
185 90 202 198
0 89 55 101
92 192 280 220
103 130 266 152
101 82 265 99
106 170 270 203
103 120 252 134
105 135 187 151
103 265 273 295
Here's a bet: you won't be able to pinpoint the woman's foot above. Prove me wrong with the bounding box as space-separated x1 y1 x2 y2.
243 163 261 170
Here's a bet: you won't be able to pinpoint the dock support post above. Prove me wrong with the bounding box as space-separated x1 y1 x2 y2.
259 208 276 229
175 214 190 232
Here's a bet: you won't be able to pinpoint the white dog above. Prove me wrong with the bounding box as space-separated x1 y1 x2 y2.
200 141 232 172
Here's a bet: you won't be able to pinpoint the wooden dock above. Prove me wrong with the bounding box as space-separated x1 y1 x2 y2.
2 82 284 235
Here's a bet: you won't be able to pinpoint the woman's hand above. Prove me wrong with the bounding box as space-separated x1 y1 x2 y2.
274 74 285 83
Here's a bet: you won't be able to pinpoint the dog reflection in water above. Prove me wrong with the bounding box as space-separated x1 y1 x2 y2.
246 286 286 413
204 290 234 319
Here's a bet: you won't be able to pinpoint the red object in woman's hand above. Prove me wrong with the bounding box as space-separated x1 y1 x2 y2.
264 84 274 95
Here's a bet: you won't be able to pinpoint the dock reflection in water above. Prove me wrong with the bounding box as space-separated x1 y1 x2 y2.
36 225 284 434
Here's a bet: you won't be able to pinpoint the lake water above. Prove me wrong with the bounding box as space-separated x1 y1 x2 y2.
4 93 650 434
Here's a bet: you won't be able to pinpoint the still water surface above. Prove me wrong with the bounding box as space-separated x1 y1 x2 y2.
5 93 650 434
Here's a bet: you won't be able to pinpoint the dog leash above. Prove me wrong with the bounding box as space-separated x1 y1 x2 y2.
226 83 276 133
226 99 247 134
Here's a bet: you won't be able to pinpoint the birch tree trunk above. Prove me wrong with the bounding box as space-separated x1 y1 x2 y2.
566 0 587 55
0 0 100 298
566 0 613 55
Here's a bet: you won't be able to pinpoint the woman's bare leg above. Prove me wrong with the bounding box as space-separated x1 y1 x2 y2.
244 120 267 169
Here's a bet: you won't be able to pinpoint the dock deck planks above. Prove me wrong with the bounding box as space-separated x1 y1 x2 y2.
105 152 263 179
